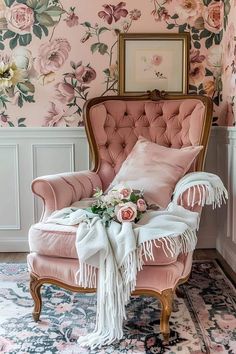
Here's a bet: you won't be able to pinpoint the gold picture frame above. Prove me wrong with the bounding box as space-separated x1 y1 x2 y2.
118 32 190 95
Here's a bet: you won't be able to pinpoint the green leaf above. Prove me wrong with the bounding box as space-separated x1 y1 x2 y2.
192 34 199 41
9 36 18 50
18 118 26 124
36 13 55 27
193 41 201 49
98 43 108 55
18 95 23 108
18 81 35 93
91 42 100 54
18 124 26 127
8 121 15 127
23 95 35 103
3 30 16 40
17 82 29 94
213 95 220 106
44 6 65 17
205 35 213 49
81 21 91 28
26 0 38 9
35 0 49 13
200 29 211 39
205 68 213 76
214 30 223 45
19 33 32 46
4 0 15 7
0 42 4 50
167 23 175 30
203 0 211 5
171 14 179 19
189 84 197 91
98 27 109 35
33 24 42 39
178 23 187 33
40 24 49 36
103 68 110 77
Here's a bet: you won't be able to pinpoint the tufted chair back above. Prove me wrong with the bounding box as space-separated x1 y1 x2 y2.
84 93 212 190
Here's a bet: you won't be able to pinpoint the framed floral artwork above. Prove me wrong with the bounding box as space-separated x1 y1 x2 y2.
118 33 190 95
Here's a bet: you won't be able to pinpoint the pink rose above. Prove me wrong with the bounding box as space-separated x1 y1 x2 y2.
203 1 223 33
75 65 96 84
35 39 71 75
151 55 162 66
137 199 147 212
119 187 132 199
5 3 34 34
55 82 75 103
116 202 137 222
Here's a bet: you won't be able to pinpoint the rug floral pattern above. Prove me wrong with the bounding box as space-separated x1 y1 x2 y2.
0 262 235 354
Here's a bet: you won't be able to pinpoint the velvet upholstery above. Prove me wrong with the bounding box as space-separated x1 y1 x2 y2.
109 136 203 208
90 99 206 190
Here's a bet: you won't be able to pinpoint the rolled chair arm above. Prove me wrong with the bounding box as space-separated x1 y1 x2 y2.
32 171 102 221
174 187 203 213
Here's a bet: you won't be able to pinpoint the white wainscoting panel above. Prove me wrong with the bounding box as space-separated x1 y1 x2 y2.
215 127 236 272
0 128 89 252
0 144 20 230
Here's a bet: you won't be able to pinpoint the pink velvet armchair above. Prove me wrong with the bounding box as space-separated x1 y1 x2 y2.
28 91 212 343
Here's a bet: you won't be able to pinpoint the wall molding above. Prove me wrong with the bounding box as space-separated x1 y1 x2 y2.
214 127 236 272
0 144 20 230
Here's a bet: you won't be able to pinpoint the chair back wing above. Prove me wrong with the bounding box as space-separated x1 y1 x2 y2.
84 94 213 190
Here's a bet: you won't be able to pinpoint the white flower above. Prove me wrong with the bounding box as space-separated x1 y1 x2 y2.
12 47 33 80
0 55 21 90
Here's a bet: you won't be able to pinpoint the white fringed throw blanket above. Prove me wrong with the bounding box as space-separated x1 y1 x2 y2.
47 172 227 349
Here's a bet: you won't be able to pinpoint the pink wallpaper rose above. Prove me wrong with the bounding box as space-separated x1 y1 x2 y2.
0 0 235 127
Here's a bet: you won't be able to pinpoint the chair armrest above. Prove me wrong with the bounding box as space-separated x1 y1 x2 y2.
32 171 102 221
174 187 203 214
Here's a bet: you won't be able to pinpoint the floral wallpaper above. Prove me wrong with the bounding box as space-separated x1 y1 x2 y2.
222 0 236 126
0 0 234 127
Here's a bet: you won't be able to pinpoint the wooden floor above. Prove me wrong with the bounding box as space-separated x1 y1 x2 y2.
0 249 235 284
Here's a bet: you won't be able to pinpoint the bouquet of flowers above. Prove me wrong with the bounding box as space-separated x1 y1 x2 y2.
89 186 147 226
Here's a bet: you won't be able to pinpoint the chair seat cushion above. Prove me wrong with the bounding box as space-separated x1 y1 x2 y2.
27 252 192 292
29 222 178 266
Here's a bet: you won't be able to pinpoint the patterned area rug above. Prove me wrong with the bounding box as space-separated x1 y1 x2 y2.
0 261 235 354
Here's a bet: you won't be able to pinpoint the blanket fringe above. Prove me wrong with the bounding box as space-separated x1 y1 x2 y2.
139 229 197 263
173 173 228 209
75 262 97 289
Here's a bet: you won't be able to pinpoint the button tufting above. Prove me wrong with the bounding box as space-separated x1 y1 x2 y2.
124 112 128 116
114 127 117 131
105 142 109 148
112 163 115 167
122 143 126 148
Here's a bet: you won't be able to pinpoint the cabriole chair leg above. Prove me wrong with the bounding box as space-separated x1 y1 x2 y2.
159 288 174 343
30 273 42 322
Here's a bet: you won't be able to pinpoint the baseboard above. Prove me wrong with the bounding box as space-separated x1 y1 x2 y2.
0 239 29 252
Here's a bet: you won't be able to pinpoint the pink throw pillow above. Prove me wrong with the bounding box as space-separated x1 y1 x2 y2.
109 137 203 208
